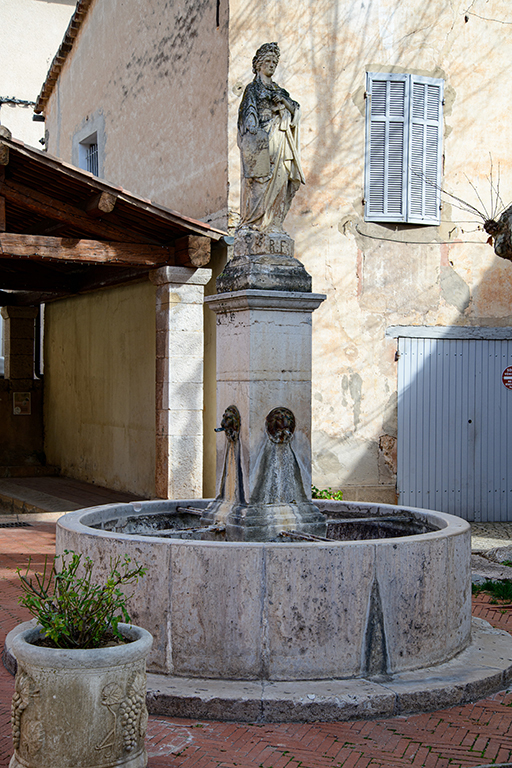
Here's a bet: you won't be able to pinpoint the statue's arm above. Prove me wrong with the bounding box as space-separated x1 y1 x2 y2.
271 86 299 118
238 83 259 136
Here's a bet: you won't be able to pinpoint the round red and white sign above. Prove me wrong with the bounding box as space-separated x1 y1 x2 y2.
503 366 512 390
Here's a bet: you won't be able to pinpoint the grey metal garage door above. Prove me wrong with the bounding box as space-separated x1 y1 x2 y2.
397 335 512 521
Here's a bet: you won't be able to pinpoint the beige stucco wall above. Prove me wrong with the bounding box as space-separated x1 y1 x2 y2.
0 0 74 147
44 282 156 497
225 0 512 501
44 0 229 225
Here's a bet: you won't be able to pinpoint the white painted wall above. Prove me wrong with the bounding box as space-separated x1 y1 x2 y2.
44 282 157 498
0 0 75 147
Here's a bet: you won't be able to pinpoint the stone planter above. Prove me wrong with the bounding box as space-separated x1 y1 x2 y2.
9 622 153 768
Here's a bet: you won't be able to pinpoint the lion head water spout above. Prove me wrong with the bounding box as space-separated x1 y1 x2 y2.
201 405 246 531
203 405 327 541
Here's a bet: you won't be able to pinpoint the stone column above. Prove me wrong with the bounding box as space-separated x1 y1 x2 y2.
205 287 326 540
1 306 37 380
150 267 212 499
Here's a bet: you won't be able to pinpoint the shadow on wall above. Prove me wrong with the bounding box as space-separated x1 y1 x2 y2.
230 0 512 516
309 222 512 512
230 0 508 253
311 245 512 519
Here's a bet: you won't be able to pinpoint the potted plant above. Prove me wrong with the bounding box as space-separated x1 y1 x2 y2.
8 550 152 768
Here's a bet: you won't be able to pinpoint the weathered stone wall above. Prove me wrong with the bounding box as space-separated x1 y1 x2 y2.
226 0 512 501
44 0 229 225
44 282 156 497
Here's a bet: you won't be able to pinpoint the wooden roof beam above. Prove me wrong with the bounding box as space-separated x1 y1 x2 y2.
0 290 69 306
84 191 117 218
0 268 153 305
0 262 77 292
0 234 175 267
0 178 154 244
175 235 211 267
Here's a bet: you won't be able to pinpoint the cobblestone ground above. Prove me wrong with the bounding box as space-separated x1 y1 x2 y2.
471 523 512 552
0 523 511 768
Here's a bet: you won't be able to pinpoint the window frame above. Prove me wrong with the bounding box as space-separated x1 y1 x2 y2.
71 111 105 179
78 132 99 176
364 72 444 226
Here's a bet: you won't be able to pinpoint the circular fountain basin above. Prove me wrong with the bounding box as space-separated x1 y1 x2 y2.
56 500 471 682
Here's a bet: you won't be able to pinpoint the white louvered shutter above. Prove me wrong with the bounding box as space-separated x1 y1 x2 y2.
364 73 443 224
407 76 444 224
365 73 408 222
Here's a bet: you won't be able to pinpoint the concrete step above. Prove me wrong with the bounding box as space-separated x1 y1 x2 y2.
0 476 144 518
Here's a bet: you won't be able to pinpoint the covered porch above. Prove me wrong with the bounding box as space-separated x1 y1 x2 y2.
0 129 226 499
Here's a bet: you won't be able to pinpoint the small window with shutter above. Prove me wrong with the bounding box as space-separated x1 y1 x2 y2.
364 73 444 225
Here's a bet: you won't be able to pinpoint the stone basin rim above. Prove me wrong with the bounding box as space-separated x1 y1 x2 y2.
57 499 470 545
56 499 472 682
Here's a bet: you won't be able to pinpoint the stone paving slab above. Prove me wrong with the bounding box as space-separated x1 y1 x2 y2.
0 477 142 516
471 523 512 551
472 553 512 583
0 484 83 515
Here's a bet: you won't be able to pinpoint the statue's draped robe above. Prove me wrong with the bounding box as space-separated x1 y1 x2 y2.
238 77 304 232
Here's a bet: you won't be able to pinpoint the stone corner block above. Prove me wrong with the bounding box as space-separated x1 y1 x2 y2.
150 266 212 286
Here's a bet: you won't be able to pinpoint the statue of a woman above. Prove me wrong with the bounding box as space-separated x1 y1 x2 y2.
237 42 305 234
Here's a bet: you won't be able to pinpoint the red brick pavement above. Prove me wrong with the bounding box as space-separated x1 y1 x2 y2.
0 523 511 768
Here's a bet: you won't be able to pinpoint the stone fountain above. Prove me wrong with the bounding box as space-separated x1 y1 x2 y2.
54 43 512 722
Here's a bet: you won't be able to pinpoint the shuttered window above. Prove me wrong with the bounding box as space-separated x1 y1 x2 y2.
364 73 444 225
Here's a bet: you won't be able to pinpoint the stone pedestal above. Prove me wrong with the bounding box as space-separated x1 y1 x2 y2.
205 289 326 540
217 230 312 293
150 267 211 500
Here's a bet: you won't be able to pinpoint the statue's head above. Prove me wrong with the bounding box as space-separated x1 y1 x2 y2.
252 42 280 75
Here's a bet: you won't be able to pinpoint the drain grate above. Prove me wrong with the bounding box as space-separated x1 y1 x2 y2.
0 521 32 528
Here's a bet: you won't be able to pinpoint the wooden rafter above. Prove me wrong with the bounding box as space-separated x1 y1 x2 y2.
0 137 225 304
0 179 154 243
85 191 117 217
0 234 174 267
0 136 226 242
0 289 69 306
0 259 77 292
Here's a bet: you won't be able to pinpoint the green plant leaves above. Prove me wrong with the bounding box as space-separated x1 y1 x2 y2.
16 550 146 649
311 485 343 500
